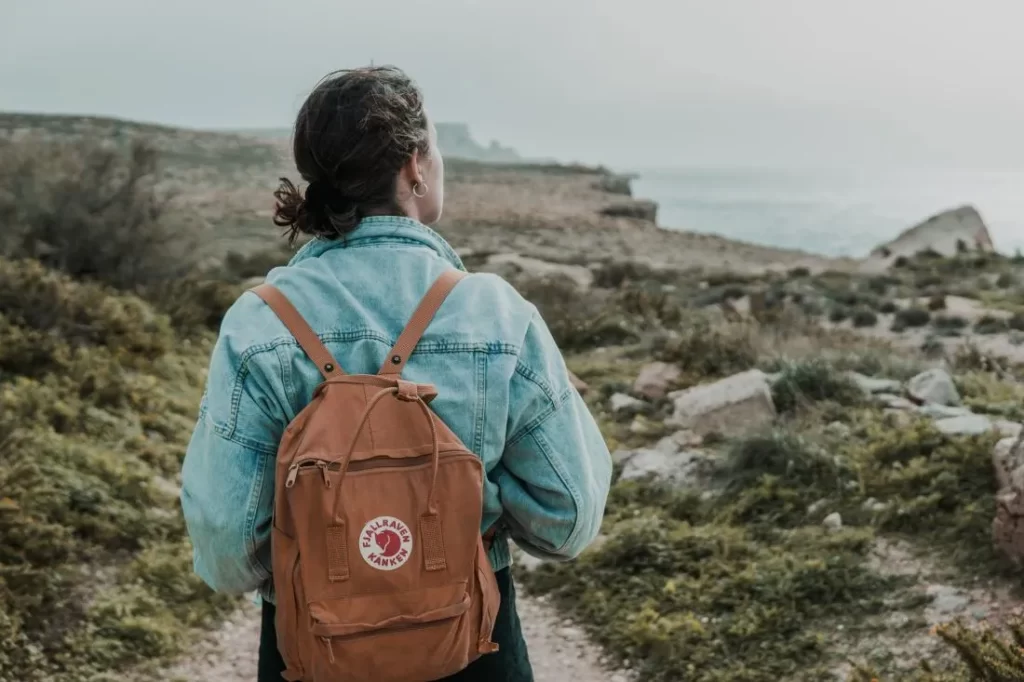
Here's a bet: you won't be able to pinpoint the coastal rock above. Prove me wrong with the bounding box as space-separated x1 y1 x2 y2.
667 369 776 436
823 512 843 531
633 362 682 400
847 372 902 395
990 433 1024 565
907 368 961 406
616 433 707 487
993 490 1024 565
933 414 992 436
992 435 1024 492
868 205 995 267
876 393 916 410
916 403 971 419
600 199 658 223
609 393 645 415
484 253 594 290
593 174 633 196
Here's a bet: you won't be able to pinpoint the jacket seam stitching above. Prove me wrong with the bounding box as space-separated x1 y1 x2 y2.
506 385 573 449
512 360 557 406
225 334 518 437
473 351 487 454
244 452 273 581
524 424 583 555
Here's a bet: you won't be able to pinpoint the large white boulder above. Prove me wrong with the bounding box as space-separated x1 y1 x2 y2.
868 205 995 268
907 368 961 406
633 362 682 400
667 369 776 436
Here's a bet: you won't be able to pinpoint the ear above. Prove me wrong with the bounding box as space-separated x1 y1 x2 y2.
403 148 424 185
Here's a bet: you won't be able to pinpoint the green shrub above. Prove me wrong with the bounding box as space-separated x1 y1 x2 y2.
591 260 660 289
0 135 197 291
150 278 243 333
974 314 1009 335
770 358 864 413
878 300 898 314
1009 312 1024 331
0 255 235 679
893 307 931 330
851 308 878 328
996 272 1018 288
828 306 850 323
516 274 638 351
222 246 293 281
652 317 758 379
932 314 969 334
0 258 174 379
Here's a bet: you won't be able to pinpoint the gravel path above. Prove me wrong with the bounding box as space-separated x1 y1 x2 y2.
162 589 627 682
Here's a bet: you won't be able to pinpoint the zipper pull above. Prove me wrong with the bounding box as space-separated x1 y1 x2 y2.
285 463 300 488
322 637 335 663
318 461 332 488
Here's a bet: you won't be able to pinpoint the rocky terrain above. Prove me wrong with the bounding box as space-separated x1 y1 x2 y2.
4 113 1024 682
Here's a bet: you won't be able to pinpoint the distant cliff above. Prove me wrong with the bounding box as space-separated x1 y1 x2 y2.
435 123 519 163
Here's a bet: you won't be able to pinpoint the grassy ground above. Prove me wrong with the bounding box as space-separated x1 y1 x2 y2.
0 258 240 681
4 123 1024 681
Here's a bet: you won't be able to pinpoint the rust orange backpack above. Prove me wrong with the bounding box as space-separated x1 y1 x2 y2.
250 270 500 682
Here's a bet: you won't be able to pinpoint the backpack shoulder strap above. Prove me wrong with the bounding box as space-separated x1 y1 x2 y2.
379 270 468 376
250 283 345 380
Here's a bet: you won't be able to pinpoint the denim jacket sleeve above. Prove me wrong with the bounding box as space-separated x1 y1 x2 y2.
180 307 285 595
496 308 612 561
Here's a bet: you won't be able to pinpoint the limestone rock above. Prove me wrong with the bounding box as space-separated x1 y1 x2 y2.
616 433 707 488
609 393 645 415
933 414 992 436
916 403 971 419
991 433 1024 565
484 253 594 290
876 393 916 410
823 512 843 530
667 369 776 436
868 205 995 268
994 490 1024 565
907 368 961 406
993 436 1024 492
998 421 1024 439
847 372 902 395
593 174 633 196
633 362 682 400
600 199 658 222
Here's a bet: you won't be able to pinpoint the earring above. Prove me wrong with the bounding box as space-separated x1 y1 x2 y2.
412 182 428 198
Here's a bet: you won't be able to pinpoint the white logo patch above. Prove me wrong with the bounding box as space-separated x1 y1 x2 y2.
359 516 413 571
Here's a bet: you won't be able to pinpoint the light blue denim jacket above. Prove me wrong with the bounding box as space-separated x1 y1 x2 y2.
180 216 612 597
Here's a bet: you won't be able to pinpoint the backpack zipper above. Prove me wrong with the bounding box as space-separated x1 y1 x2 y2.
284 451 476 488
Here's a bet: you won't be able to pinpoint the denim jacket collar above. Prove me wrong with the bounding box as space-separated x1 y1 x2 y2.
289 216 465 271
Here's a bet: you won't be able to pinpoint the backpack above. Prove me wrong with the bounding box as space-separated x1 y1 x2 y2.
250 269 501 682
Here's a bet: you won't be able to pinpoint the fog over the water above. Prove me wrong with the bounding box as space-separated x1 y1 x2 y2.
3 0 1023 170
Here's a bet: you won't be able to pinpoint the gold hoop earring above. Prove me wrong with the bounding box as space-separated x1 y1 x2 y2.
412 182 428 198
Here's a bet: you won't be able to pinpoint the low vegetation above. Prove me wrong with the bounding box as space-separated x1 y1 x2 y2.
6 122 1024 682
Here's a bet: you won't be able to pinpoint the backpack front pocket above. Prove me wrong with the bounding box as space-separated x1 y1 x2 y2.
307 581 472 682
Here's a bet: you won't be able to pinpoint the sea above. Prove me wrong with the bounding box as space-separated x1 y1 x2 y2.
632 167 1024 258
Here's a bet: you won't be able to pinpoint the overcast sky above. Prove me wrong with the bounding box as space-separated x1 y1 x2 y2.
3 0 1023 169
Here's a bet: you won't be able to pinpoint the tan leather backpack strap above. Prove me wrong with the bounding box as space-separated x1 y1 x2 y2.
379 270 468 376
250 283 345 380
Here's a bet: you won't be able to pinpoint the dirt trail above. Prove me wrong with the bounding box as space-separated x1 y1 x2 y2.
161 589 628 682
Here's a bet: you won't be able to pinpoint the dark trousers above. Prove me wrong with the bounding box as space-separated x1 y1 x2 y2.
258 568 534 682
